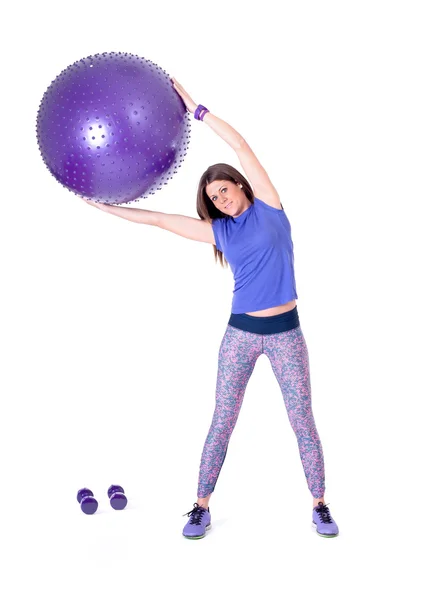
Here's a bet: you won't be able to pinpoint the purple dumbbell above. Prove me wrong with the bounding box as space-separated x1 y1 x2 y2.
77 488 98 515
108 485 128 510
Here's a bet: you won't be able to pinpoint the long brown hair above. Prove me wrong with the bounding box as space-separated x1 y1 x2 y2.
196 163 254 267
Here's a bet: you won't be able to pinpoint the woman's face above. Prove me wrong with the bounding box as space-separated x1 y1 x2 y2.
205 179 249 217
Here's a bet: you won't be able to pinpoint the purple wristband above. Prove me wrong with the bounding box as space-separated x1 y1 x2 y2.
194 104 209 121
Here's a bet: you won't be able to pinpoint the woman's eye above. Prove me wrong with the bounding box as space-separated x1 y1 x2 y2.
222 188 227 192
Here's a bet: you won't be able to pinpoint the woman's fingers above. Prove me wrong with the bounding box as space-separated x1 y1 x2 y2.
80 196 103 208
172 77 186 94
171 79 196 113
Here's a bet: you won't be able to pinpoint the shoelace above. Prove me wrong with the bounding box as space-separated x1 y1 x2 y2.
182 503 207 525
314 502 333 524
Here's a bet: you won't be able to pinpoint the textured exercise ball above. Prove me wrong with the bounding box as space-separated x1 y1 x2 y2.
36 52 190 204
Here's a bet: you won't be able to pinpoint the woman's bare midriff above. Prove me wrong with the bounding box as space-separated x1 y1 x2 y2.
245 299 297 317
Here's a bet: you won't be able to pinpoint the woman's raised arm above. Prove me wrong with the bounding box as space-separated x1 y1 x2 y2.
172 78 281 209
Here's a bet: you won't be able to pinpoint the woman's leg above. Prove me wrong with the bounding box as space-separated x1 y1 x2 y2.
263 326 326 500
196 325 262 504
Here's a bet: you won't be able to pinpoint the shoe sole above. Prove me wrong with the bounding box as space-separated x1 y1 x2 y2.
312 522 339 537
183 524 212 540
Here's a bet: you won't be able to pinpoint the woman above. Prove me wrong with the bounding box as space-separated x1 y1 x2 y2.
83 77 339 540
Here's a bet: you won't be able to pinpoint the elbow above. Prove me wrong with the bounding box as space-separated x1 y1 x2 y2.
233 135 246 150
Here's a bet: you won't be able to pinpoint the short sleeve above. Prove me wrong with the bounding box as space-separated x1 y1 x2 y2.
255 197 284 212
211 219 223 252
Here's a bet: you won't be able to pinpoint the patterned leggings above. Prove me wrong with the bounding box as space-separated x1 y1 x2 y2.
197 324 325 498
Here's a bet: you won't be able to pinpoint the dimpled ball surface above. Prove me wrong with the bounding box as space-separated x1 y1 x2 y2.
36 52 190 204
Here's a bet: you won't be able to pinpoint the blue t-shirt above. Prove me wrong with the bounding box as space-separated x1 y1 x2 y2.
212 197 298 314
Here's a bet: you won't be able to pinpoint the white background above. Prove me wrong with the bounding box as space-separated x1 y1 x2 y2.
1 0 434 598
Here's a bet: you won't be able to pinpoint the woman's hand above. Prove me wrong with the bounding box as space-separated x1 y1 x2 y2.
171 77 197 114
80 196 112 212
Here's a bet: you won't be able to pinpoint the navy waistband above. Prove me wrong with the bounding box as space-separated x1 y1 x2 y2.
228 305 300 334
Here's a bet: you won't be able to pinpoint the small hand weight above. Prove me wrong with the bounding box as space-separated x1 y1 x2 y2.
77 488 98 515
108 485 128 510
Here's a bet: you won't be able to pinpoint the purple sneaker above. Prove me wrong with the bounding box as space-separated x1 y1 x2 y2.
182 503 211 539
312 502 339 537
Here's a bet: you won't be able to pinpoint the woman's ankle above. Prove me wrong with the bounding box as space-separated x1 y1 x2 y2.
197 495 211 509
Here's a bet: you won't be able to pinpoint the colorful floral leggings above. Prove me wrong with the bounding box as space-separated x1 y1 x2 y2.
197 324 325 498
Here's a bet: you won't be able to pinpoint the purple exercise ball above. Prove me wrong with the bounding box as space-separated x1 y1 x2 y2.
36 52 190 204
